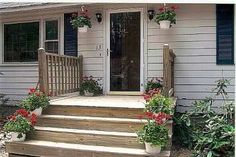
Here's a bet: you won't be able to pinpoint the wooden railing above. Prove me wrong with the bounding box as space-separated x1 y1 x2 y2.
163 44 176 97
38 48 83 96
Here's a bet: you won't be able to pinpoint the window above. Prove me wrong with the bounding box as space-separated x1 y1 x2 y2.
216 4 234 65
44 20 59 53
4 22 39 62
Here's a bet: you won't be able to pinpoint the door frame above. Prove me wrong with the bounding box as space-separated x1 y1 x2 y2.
105 8 144 94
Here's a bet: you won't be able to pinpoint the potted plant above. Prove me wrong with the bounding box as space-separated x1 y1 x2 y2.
154 5 178 29
137 112 170 155
3 109 37 142
144 93 174 115
145 77 163 93
70 7 92 33
80 76 102 96
19 88 50 116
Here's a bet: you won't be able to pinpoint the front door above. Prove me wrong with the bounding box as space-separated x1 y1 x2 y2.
108 11 141 92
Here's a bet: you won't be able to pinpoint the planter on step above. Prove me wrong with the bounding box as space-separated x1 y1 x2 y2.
159 20 171 29
9 132 26 142
84 91 94 97
30 107 42 116
145 142 161 155
78 25 88 33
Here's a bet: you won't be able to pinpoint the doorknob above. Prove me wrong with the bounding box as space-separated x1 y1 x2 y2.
130 60 134 63
106 49 113 56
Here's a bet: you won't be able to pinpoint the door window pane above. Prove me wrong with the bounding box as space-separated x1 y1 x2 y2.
4 22 39 62
45 20 59 53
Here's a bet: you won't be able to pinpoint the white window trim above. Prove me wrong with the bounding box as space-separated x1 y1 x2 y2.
43 18 60 54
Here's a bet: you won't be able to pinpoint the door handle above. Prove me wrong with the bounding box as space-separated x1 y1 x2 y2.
106 49 113 56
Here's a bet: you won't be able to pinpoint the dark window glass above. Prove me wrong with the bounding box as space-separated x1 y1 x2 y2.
216 4 234 65
4 22 39 62
45 20 58 53
46 20 58 40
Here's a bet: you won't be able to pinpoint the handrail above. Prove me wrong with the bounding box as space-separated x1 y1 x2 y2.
38 48 83 96
163 44 176 97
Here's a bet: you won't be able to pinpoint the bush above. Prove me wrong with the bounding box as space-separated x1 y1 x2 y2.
145 78 163 92
173 78 235 157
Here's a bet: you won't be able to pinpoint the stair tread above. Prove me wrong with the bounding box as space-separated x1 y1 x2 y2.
7 140 170 156
35 126 138 137
40 115 173 123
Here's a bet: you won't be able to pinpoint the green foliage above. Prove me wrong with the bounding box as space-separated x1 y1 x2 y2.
3 115 33 135
71 16 92 29
154 10 176 25
79 76 102 96
19 89 50 111
173 78 235 156
137 120 168 147
145 78 163 92
145 94 174 114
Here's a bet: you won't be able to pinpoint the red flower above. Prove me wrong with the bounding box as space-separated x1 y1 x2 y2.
16 109 29 118
11 115 16 121
30 113 37 126
29 88 36 94
171 5 179 10
159 7 164 12
35 92 41 97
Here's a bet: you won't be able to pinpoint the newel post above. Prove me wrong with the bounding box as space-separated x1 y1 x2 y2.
163 44 171 97
38 48 49 95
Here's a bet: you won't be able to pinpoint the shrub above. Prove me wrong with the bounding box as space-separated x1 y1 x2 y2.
173 78 235 157
79 76 102 96
19 88 50 111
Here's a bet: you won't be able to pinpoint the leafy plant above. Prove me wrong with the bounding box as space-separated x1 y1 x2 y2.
137 112 170 147
154 5 178 25
145 94 174 115
19 88 50 111
79 76 102 96
3 109 37 138
145 78 163 92
173 78 235 156
70 10 92 29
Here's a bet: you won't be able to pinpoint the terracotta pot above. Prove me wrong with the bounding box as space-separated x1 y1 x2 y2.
78 25 88 33
159 20 171 29
9 132 26 142
145 142 161 155
30 107 42 116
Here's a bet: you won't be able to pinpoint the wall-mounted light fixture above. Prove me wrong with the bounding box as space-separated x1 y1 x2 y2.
95 13 102 23
147 10 155 20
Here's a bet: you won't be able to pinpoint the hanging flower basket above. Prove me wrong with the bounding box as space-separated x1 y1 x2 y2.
70 6 92 33
154 5 178 29
78 25 89 33
159 20 171 29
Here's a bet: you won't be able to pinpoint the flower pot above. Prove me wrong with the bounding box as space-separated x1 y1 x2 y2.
78 25 88 33
9 132 26 142
84 91 94 97
30 107 42 116
159 20 171 29
145 142 161 155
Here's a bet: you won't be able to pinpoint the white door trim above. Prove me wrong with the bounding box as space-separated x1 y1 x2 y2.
105 8 144 94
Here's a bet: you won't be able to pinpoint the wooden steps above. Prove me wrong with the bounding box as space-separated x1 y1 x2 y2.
6 97 173 157
6 140 170 157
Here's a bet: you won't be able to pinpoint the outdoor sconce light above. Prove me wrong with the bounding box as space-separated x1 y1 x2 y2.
147 10 155 20
96 13 102 23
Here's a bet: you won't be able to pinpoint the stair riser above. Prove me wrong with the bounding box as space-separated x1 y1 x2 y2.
43 105 143 118
28 130 144 149
37 118 173 135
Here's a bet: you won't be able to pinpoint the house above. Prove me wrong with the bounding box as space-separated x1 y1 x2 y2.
0 2 235 157
0 3 235 111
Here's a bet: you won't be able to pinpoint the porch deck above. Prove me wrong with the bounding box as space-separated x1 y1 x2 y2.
50 95 145 108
